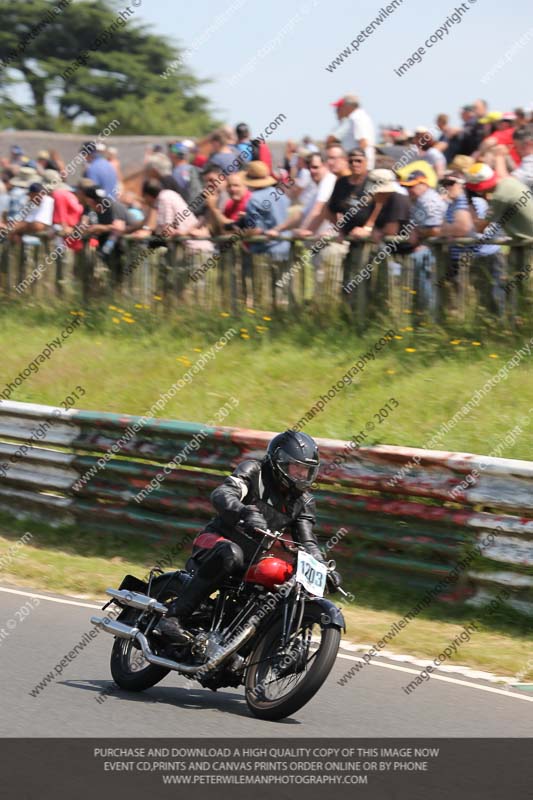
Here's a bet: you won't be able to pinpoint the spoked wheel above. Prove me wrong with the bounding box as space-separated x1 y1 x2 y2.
110 608 170 691
245 604 341 721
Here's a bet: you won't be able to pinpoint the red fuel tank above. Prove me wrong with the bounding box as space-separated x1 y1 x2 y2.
244 556 294 590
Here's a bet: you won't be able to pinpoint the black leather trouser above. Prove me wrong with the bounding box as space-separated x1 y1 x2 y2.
168 540 244 620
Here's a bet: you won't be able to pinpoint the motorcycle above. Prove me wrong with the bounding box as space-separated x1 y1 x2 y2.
91 526 346 721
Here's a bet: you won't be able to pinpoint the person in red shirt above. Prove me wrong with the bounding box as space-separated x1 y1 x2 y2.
482 113 520 165
42 170 84 250
224 173 252 221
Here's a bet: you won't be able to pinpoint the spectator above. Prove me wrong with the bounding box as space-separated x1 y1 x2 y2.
168 142 202 205
440 169 505 312
510 126 533 189
235 123 273 173
292 149 315 207
36 150 60 172
203 171 251 234
400 170 446 237
242 162 290 260
414 128 446 178
105 146 124 195
331 94 376 169
9 146 25 167
8 182 54 241
283 140 299 177
145 153 186 198
327 148 374 237
302 135 319 154
465 163 533 239
200 163 228 218
401 170 447 307
288 152 336 237
208 131 238 174
141 178 211 252
5 166 40 225
369 169 413 249
482 112 520 166
42 170 84 250
325 143 349 178
435 113 459 159
81 141 118 198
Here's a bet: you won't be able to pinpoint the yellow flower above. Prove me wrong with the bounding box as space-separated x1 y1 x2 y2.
134 303 143 309
405 347 416 353
471 341 481 346
153 296 162 301
409 290 417 295
122 317 135 324
405 326 413 332
108 305 117 311
263 315 272 321
489 353 499 359
241 333 250 339
112 317 120 324
240 328 248 333
403 309 411 313
450 339 461 345
246 308 256 314
143 304 150 310
220 312 230 317
193 347 202 352
386 369 396 375
117 308 125 313
394 335 403 340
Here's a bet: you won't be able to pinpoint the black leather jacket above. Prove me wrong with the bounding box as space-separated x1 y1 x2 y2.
204 458 322 562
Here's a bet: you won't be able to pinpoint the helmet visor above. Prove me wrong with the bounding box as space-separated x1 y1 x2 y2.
277 454 319 490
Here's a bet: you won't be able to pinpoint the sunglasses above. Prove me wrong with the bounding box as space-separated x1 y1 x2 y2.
349 158 365 164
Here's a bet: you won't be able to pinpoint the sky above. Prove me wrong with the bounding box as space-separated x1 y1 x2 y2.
136 0 532 140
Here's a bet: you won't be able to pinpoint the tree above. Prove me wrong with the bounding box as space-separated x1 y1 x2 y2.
0 0 218 134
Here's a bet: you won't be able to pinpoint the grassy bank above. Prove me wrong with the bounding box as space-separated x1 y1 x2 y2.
1 301 533 458
0 517 531 681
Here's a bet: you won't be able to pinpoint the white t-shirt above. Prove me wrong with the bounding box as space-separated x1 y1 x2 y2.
349 108 376 169
24 194 54 226
302 171 336 234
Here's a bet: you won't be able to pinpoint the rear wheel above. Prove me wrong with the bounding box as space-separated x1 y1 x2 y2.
245 604 341 721
110 610 170 692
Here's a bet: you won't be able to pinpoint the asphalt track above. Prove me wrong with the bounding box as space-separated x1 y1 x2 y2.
1 585 531 737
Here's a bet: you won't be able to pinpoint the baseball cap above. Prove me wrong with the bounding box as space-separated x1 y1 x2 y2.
170 142 189 156
400 170 429 187
331 93 359 107
28 182 44 194
465 163 498 192
81 141 97 155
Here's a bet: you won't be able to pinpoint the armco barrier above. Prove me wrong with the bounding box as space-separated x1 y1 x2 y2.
0 400 531 615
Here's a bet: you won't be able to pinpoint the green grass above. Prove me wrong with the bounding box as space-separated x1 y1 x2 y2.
0 515 530 681
1 301 533 459
1 301 532 680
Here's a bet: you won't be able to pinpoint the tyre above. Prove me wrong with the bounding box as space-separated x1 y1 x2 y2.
110 610 170 692
245 604 341 721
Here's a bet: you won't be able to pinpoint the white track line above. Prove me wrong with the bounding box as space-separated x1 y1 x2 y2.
0 586 101 609
334 652 533 703
1 585 531 704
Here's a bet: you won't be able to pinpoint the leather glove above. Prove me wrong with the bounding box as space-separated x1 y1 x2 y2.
240 505 268 536
326 570 342 593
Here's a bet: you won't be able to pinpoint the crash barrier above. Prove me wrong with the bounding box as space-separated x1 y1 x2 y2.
0 400 531 615
2 234 533 325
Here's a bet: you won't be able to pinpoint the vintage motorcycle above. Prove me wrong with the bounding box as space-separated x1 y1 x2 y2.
91 527 346 721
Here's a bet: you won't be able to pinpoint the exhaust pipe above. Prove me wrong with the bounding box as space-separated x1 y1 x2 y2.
105 588 168 615
91 615 259 677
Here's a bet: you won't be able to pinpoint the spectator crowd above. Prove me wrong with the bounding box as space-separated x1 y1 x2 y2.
1 93 533 304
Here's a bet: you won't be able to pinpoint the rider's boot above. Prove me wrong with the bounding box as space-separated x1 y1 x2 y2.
156 575 218 643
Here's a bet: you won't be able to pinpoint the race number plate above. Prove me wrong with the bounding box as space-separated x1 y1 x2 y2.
296 550 327 597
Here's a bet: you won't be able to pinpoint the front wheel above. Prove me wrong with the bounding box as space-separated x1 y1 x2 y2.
110 609 170 691
245 604 341 721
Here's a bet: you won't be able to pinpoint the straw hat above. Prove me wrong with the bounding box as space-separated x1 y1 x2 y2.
244 161 276 188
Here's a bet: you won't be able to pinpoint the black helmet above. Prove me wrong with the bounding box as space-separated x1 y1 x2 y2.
266 430 320 493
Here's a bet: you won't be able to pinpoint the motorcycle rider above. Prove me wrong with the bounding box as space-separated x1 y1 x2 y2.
157 429 342 643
